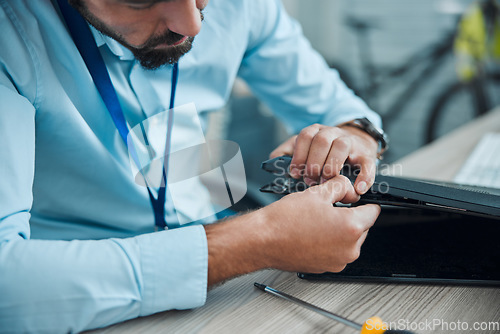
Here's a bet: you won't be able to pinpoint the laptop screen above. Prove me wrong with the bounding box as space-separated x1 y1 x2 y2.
300 208 500 285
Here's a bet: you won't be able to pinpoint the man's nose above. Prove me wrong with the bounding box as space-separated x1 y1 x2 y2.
163 0 203 37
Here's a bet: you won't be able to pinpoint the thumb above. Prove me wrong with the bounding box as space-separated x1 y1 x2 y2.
349 204 381 231
309 175 360 204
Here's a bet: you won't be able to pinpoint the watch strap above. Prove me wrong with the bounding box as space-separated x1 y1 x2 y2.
340 118 389 159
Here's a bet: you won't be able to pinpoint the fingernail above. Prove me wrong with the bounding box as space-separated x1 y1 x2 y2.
290 168 299 178
357 181 368 194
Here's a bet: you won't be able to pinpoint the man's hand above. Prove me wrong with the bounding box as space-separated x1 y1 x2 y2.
270 123 379 195
205 176 381 285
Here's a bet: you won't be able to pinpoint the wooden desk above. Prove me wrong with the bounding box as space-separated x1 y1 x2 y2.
91 108 500 334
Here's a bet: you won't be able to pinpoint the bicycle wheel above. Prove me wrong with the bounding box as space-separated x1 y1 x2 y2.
425 73 500 144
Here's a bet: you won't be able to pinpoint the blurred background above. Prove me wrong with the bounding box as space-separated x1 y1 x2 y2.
206 0 500 208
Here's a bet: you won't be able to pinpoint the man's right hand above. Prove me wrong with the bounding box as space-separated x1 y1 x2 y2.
204 176 381 286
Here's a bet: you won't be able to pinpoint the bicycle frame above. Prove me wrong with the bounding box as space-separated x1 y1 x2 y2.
347 16 459 125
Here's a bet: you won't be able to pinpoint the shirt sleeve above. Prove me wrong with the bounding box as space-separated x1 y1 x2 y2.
237 0 382 134
0 81 208 333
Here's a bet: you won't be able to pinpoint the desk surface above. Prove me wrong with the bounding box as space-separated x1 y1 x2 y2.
90 108 500 334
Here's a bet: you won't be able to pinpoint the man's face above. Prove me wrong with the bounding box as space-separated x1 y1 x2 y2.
69 0 207 70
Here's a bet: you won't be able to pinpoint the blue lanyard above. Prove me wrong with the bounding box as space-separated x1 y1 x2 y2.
57 0 178 230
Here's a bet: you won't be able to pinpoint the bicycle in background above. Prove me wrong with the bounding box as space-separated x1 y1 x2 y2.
344 0 500 145
427 0 500 143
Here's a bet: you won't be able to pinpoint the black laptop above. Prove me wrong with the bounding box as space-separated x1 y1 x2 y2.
260 156 500 285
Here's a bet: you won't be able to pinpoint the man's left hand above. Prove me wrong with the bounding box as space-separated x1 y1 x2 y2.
270 123 379 197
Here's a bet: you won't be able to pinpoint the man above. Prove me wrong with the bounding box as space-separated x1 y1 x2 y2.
0 0 383 332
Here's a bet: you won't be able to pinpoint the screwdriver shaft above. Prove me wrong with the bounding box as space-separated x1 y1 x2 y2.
254 282 362 331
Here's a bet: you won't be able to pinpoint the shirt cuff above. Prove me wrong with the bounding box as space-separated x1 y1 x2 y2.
137 225 208 316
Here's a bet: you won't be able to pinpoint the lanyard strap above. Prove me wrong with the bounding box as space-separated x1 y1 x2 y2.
147 62 178 230
57 0 178 230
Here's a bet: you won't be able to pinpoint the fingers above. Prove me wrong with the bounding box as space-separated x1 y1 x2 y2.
290 124 321 178
275 124 378 192
323 205 379 271
321 136 352 182
266 184 380 274
305 128 347 184
345 230 369 265
291 125 348 183
350 203 381 231
310 175 359 204
352 156 377 195
358 229 369 246
338 205 379 267
269 135 297 159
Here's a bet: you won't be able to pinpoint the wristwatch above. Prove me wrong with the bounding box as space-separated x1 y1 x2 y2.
341 117 389 160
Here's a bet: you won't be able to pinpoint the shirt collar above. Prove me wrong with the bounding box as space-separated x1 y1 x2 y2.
89 25 135 61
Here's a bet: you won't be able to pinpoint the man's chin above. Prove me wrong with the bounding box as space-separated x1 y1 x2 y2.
132 37 194 70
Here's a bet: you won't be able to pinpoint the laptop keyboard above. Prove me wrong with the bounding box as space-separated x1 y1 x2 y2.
454 133 500 189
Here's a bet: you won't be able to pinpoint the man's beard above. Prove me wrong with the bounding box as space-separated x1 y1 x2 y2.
123 33 195 70
68 0 200 70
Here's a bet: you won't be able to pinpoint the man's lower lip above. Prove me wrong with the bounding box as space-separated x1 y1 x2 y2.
154 37 188 50
171 36 188 46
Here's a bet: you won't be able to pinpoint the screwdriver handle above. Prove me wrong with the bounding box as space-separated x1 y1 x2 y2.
361 317 416 334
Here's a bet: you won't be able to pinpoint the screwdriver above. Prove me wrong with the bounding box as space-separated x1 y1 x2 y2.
254 283 415 334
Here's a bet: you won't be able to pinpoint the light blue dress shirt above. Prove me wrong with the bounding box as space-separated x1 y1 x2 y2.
0 0 381 332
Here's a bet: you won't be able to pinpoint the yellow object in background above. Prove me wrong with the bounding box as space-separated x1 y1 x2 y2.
493 16 500 58
454 0 500 81
454 3 487 81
